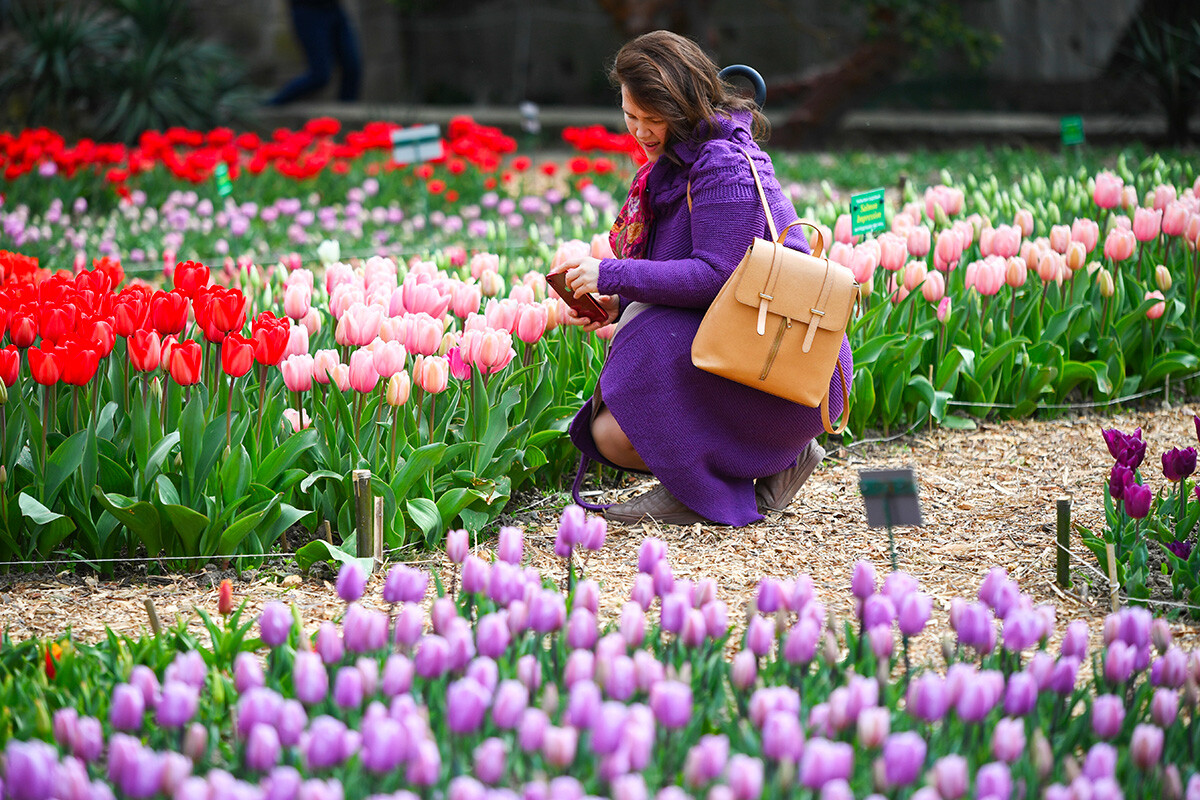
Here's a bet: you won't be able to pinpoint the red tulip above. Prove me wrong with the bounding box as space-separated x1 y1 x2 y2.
28 346 62 385
39 304 76 345
173 260 210 298
168 339 202 386
251 313 289 366
113 290 150 336
60 340 101 386
221 332 255 377
83 319 116 358
0 345 19 386
128 330 161 372
150 290 189 336
195 286 247 338
8 312 37 348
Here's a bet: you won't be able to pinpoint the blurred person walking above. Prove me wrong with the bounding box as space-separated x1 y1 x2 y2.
267 0 362 105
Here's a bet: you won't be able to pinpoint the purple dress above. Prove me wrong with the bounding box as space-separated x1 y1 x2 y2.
569 112 853 526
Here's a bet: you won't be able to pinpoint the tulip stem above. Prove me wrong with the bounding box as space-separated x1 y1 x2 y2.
71 386 79 433
255 364 267 454
428 394 437 445
41 384 50 471
226 381 235 451
389 406 400 472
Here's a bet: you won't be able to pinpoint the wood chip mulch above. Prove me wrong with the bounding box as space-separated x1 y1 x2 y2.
3 404 1200 662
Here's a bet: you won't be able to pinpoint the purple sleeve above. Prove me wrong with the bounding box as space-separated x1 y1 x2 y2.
596 144 770 309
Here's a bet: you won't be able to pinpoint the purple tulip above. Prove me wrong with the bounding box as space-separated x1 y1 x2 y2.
156 680 199 728
762 709 805 760
233 652 265 694
856 706 889 749
529 589 566 633
650 679 692 729
990 717 1026 763
276 699 307 748
782 617 820 666
851 561 876 599
447 528 469 563
258 602 293 648
1125 482 1153 518
383 565 428 604
1104 641 1136 685
462 554 491 594
1083 742 1118 780
906 672 948 722
756 578 783 613
53 707 78 749
727 754 764 800
261 767 301 800
1091 694 1125 739
681 608 707 648
581 515 607 551
619 602 647 648
955 675 996 723
332 666 364 710
882 731 926 787
466 613 506 660
407 738 441 786
360 717 405 774
798 738 854 789
1151 687 1179 728
952 600 995 651
882 570 918 604
565 680 602 729
1002 609 1043 653
335 561 367 603
637 537 666 573
1167 539 1194 561
819 781 854 800
237 687 283 740
71 715 103 762
449 776 486 800
518 708 549 752
556 506 586 551
1163 446 1197 482
392 602 424 648
110 684 145 731
611 775 647 800
165 651 207 690
5 739 56 800
1060 619 1088 659
119 745 166 799
651 559 674 596
897 592 932 636
447 677 491 734
659 592 687 635
746 615 775 657
517 654 541 692
1109 463 1135 501
245 723 281 772
931 754 968 800
1048 655 1080 695
541 725 578 768
292 651 328 706
1155 646 1188 688
867 625 894 660
605 654 636 701
630 573 655 609
414 634 451 679
126 664 160 710
730 650 758 690
975 762 1012 800
567 608 598 650
589 701 628 756
301 715 350 771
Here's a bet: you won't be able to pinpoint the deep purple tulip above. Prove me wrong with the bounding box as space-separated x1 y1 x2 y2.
1083 742 1117 780
746 615 775 657
882 731 926 787
497 526 524 564
851 561 876 599
931 754 968 800
383 564 428 604
1166 539 1193 561
245 723 281 772
649 679 692 729
259 602 293 648
1091 694 1125 739
990 717 1025 763
1163 446 1198 482
447 677 491 734
1109 463 1135 501
293 651 329 706
1125 482 1153 518
762 710 804 760
156 680 199 728
447 528 469 564
1003 672 1038 716
110 683 145 731
727 754 764 800
335 561 367 603
1115 427 1147 468
897 592 932 636
637 537 666 573
975 762 1012 800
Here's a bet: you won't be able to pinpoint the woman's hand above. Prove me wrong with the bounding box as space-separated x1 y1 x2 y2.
555 255 602 296
561 293 620 332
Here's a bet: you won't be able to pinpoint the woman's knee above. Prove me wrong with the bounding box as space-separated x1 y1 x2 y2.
592 410 645 470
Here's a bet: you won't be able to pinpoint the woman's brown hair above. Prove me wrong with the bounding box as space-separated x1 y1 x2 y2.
609 30 769 158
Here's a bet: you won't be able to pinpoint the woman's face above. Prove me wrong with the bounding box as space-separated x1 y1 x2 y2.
622 85 669 164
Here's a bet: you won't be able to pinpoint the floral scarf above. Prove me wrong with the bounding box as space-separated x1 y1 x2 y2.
609 162 655 259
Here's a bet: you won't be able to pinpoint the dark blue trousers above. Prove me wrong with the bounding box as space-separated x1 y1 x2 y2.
268 3 362 104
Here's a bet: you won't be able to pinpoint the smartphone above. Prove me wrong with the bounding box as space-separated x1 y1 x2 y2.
547 272 609 324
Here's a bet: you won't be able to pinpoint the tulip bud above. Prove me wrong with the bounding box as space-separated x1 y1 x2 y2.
1063 755 1081 782
0 466 6 487
941 634 955 665
1097 269 1115 299
776 758 795 790
822 630 840 667
0 381 7 406
1164 764 1183 800
149 377 163 404
1155 264 1172 292
218 579 234 617
1031 729 1053 780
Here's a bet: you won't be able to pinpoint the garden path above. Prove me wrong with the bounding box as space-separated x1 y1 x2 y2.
3 405 1199 661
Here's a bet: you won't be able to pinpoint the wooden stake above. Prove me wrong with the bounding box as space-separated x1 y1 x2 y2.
1056 496 1071 588
321 519 333 545
1104 542 1120 612
144 598 162 635
353 469 373 560
373 496 385 566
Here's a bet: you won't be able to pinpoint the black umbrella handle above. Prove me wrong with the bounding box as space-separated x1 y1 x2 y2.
718 64 766 108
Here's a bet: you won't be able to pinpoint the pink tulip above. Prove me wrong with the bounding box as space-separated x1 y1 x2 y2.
1037 251 1064 284
906 225 931 257
937 296 951 324
970 257 1007 296
415 355 450 394
284 323 309 358
1005 257 1028 288
828 242 854 269
877 232 907 272
485 299 520 333
589 233 616 260
1162 202 1189 237
281 354 315 392
405 313 444 357
542 298 564 331
372 340 407 378
1145 290 1166 320
302 308 322 337
1153 184 1177 211
1013 209 1034 238
284 283 312 321
283 408 312 432
1121 185 1139 209
1103 228 1136 262
386 372 411 407
329 363 351 392
312 349 341 385
889 274 909 305
1071 218 1100 252
1094 171 1123 209
446 346 471 380
890 211 916 237
469 252 500 280
509 284 535 306
594 323 616 341
1065 241 1087 273
1113 214 1132 231
902 261 927 292
1133 207 1162 242
834 214 858 245
515 303 549 344
990 224 1022 259
921 270 945 303
850 245 879 284
348 348 379 393
934 229 962 272
398 281 453 318
1048 225 1071 254
479 269 505 298
550 240 592 273
924 185 964 219
478 329 516 375
452 282 483 319
330 282 365 319
337 303 383 347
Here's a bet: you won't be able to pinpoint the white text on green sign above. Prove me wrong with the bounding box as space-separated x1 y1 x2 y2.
850 188 886 236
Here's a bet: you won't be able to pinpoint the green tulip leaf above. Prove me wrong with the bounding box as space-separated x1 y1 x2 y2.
44 430 86 509
406 497 441 541
95 490 163 557
294 539 372 574
300 470 346 493
256 428 318 489
18 492 76 556
158 503 209 556
1142 350 1199 387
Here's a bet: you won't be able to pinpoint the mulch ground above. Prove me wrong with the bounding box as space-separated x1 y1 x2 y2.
4 403 1200 662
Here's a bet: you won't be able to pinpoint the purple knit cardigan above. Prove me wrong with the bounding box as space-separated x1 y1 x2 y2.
569 112 853 526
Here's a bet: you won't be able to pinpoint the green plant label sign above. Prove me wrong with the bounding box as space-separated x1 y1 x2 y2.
391 124 444 164
1061 115 1084 146
214 162 233 198
850 188 886 236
